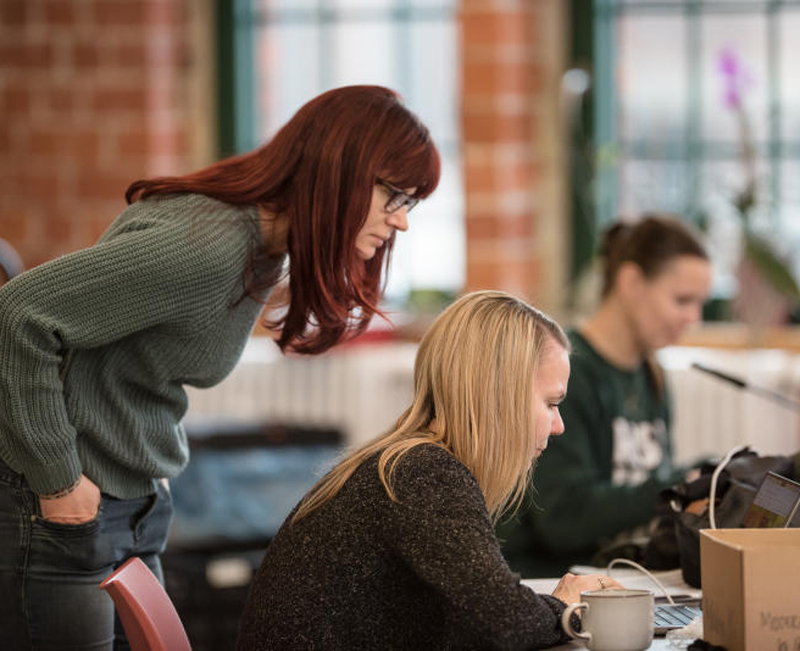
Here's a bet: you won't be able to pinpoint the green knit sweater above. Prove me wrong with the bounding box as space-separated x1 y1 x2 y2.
0 194 278 499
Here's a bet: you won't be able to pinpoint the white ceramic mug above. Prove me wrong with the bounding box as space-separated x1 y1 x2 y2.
561 588 654 651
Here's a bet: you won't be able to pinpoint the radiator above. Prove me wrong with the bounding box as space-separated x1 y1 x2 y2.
185 339 800 460
184 338 417 447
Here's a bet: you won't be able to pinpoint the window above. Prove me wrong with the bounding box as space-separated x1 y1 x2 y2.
592 0 800 302
219 0 464 303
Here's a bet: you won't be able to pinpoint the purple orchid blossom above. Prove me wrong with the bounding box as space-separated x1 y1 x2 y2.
719 47 754 110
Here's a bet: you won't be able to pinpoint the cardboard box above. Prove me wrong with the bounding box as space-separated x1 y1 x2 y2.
700 528 800 651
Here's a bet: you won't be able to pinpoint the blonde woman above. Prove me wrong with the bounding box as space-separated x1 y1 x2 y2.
237 291 621 651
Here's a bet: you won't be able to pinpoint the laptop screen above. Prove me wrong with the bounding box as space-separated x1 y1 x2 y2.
740 471 800 529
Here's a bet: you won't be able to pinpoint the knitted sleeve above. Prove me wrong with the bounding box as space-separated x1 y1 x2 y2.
386 445 572 650
0 196 256 494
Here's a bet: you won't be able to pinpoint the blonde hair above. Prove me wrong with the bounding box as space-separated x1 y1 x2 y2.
292 290 569 524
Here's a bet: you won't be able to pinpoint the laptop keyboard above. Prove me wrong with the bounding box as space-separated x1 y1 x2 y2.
654 604 702 630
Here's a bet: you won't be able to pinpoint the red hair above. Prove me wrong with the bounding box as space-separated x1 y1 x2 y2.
126 86 440 354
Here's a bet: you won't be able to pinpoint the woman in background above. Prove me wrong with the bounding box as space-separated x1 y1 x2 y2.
237 291 622 651
0 85 439 650
499 214 712 578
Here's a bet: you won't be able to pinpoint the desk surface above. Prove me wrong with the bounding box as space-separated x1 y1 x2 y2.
550 638 678 650
522 567 701 601
524 569 702 651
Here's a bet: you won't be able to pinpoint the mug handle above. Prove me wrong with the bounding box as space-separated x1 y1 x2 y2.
561 602 591 643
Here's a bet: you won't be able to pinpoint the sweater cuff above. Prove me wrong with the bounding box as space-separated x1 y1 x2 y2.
24 450 82 496
542 593 582 642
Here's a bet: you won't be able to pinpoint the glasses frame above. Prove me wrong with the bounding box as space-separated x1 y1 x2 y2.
376 179 419 214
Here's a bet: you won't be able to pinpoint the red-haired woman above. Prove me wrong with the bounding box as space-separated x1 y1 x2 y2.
0 85 440 650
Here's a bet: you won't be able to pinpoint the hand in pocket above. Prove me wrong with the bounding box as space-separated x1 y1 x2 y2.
39 474 101 524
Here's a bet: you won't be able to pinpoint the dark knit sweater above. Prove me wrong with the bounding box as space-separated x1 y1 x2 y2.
499 330 685 577
0 193 277 498
237 444 572 651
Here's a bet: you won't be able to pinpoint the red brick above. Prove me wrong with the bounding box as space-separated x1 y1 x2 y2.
0 42 54 68
44 1 75 25
27 129 61 156
466 214 534 241
466 257 540 298
464 156 540 194
116 43 147 67
116 130 151 157
72 43 100 68
17 169 59 198
48 87 74 112
47 216 74 243
0 127 10 154
463 59 542 96
460 10 535 49
93 1 144 26
93 87 147 112
154 128 187 156
0 214 28 241
77 172 136 200
462 110 533 143
143 33 187 69
145 0 186 27
0 0 200 268
0 1 26 28
117 126 187 159
25 130 100 163
465 261 499 290
2 87 31 114
70 131 102 161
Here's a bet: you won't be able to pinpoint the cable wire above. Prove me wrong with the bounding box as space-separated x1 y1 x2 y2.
606 558 676 606
708 445 749 530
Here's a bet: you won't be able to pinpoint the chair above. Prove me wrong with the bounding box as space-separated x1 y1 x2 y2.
99 556 192 651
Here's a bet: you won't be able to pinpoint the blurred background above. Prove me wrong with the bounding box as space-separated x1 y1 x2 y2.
3 1 800 648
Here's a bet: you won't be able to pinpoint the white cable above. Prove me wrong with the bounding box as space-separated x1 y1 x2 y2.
604 447 751 609
606 558 676 606
708 444 749 529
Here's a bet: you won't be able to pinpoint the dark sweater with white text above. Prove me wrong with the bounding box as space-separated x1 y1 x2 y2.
499 330 686 577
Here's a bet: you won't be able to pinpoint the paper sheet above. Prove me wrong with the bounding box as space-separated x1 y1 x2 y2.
521 566 702 603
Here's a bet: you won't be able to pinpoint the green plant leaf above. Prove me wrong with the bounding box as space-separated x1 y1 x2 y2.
743 233 800 301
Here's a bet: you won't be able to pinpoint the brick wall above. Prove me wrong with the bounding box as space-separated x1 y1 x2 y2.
460 0 568 310
0 0 193 269
1 0 569 311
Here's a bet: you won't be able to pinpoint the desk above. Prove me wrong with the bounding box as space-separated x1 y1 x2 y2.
522 568 701 602
524 569 702 651
550 639 676 650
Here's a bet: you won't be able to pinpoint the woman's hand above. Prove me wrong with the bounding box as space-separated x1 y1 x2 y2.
551 572 625 605
39 474 101 524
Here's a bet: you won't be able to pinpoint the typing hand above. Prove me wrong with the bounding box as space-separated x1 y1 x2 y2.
551 572 625 605
39 474 101 524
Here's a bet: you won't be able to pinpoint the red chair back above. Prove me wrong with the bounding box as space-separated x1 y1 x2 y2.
99 556 192 651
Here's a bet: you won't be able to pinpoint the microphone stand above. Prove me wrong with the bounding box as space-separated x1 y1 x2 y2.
691 362 800 414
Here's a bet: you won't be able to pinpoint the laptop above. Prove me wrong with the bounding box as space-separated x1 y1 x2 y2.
654 602 702 635
740 471 800 529
651 472 800 635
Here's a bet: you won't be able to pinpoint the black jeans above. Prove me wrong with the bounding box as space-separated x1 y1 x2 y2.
0 458 173 650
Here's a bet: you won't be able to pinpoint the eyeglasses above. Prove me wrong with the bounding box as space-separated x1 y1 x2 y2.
376 179 419 214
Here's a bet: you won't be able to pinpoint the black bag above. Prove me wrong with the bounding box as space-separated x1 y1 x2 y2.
655 448 800 588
